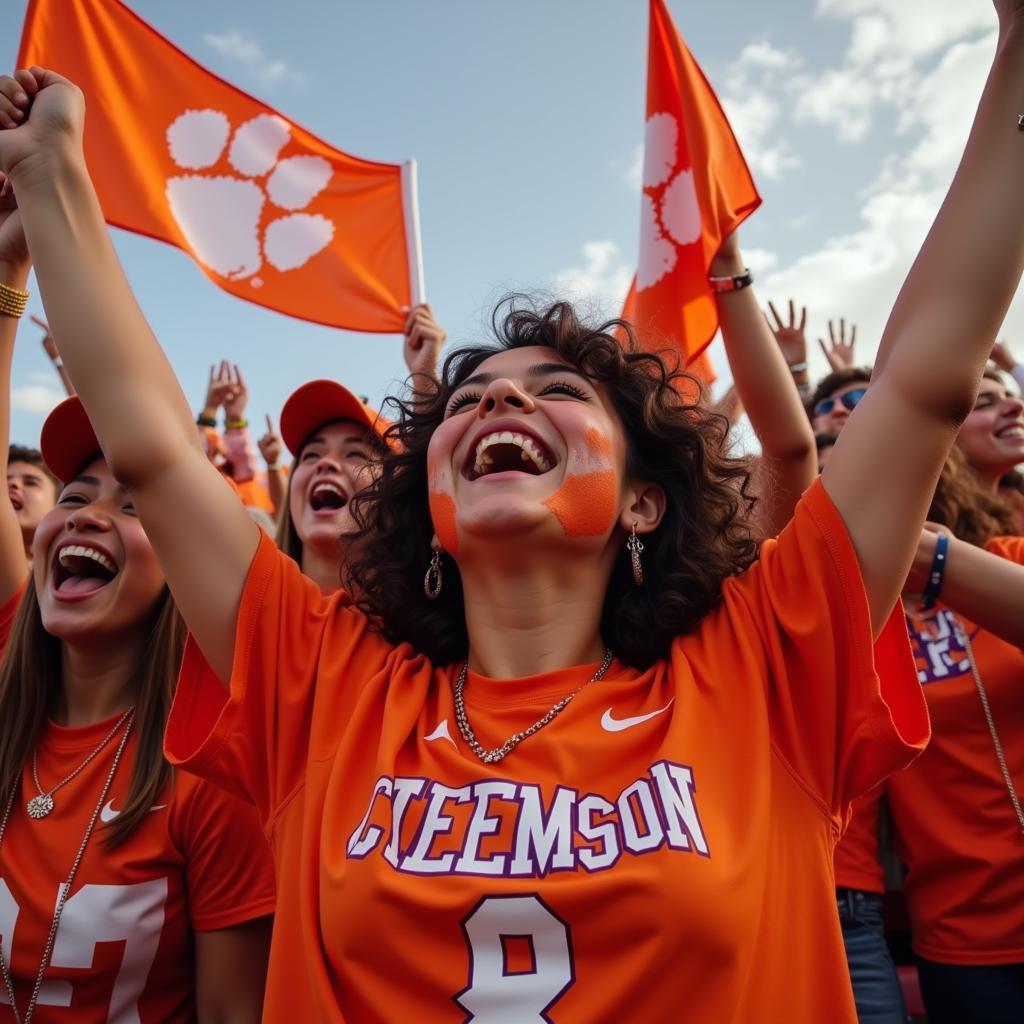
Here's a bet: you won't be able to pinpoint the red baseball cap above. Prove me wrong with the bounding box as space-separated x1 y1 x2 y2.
279 379 392 456
40 396 103 484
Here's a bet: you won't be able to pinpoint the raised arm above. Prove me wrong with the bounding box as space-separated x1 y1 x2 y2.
710 236 817 534
0 192 31 601
0 68 257 682
822 3 1024 633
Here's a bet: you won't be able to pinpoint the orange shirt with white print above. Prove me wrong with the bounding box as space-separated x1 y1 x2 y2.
166 479 928 1023
885 535 1024 965
0 595 275 1022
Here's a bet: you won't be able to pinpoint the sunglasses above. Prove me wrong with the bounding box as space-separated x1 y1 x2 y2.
814 387 867 417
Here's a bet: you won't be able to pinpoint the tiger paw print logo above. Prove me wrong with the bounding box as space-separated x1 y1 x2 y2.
637 112 703 291
165 110 335 283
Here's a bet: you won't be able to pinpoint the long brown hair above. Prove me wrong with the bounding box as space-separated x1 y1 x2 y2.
928 444 1016 546
0 583 186 847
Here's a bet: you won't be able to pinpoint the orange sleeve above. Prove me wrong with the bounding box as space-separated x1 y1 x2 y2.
176 775 277 931
721 478 930 816
164 530 390 828
984 534 1024 564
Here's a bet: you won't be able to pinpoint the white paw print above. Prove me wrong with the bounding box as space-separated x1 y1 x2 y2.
165 110 335 282
637 111 702 291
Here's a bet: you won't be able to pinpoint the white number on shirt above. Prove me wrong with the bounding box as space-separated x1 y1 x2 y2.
455 894 574 1023
0 878 167 1022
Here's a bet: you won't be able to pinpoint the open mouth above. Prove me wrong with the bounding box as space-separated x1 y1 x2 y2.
466 430 555 481
996 423 1024 440
9 495 22 511
53 544 118 596
308 480 348 512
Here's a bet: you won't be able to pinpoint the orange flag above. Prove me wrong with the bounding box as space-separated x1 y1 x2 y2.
18 0 420 333
623 0 760 381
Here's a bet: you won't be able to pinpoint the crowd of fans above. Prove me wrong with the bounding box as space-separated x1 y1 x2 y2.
0 9 1023 1021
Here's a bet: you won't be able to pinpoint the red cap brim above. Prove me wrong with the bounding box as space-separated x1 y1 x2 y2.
279 379 391 456
40 397 103 484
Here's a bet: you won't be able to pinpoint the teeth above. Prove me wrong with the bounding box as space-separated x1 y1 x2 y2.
312 482 344 497
472 431 552 477
58 545 116 575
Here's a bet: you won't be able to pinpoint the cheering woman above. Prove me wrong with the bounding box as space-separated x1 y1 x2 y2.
3 3 1023 1014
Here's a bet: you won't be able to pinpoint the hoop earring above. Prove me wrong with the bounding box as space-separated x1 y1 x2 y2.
626 523 644 587
424 549 443 600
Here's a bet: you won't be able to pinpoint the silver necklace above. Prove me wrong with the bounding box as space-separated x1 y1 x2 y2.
952 619 1024 837
453 649 613 764
0 712 135 1024
27 707 134 820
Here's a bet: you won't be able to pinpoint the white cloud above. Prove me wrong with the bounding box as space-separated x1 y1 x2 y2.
11 384 64 415
203 30 305 89
755 15 1009 382
551 240 632 316
719 43 802 180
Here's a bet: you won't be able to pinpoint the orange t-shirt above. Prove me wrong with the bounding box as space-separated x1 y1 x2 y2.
885 535 1024 964
166 479 927 1022
833 787 886 894
0 721 276 1023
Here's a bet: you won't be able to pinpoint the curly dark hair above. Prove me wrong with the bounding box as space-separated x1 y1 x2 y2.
349 297 761 669
928 444 1016 547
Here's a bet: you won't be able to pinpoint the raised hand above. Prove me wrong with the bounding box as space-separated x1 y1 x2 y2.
0 68 84 183
258 414 281 468
222 362 248 422
818 319 857 372
990 339 1019 373
403 303 446 383
766 299 808 368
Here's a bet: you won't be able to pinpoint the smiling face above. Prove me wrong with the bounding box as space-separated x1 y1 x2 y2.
32 458 166 642
955 377 1024 483
288 419 380 551
427 346 629 555
8 459 59 544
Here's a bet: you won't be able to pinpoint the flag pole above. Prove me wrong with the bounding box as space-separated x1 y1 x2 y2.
401 160 426 306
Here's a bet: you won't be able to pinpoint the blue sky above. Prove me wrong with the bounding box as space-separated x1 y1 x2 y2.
4 0 1009 448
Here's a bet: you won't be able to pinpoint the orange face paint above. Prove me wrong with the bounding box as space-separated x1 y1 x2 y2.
428 490 458 556
543 470 618 538
584 426 612 458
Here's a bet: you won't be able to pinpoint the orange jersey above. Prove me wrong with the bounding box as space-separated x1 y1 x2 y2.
885 535 1024 964
166 479 927 1022
0 721 276 1023
833 787 886 893
0 586 275 1021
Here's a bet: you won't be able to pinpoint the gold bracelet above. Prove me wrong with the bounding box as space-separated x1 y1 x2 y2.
0 281 29 319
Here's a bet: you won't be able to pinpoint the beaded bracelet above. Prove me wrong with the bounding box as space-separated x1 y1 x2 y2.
225 418 249 430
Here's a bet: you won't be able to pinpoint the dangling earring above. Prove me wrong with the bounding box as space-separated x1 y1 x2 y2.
424 549 443 599
626 522 644 587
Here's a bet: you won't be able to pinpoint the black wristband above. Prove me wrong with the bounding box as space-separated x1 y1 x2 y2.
196 413 217 428
921 533 949 611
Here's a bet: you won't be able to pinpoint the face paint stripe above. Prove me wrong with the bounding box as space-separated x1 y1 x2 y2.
543 471 618 538
428 491 459 556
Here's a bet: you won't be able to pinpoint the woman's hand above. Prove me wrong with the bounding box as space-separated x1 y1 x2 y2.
766 299 808 368
818 319 857 372
403 303 445 383
0 186 27 277
258 415 281 468
0 68 84 183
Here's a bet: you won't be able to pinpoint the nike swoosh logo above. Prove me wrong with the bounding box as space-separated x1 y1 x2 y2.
600 699 675 733
100 800 167 822
424 719 457 747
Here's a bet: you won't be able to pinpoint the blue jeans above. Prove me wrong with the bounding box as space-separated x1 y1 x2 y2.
837 888 907 1024
916 957 1024 1024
